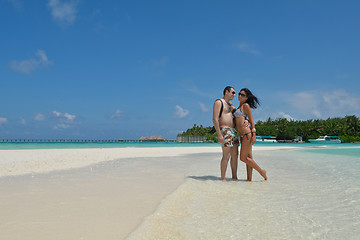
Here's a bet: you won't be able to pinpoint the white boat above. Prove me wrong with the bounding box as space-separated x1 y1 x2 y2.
256 136 277 143
309 135 342 143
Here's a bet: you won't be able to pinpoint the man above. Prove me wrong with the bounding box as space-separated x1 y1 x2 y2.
212 86 239 181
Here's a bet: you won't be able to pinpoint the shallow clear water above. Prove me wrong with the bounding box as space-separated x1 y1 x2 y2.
127 148 360 240
1 141 359 150
0 141 215 150
301 147 360 157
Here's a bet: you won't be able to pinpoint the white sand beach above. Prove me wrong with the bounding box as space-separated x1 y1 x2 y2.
0 147 223 178
1 145 359 239
0 146 285 240
0 146 303 178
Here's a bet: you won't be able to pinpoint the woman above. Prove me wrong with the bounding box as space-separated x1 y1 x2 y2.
233 88 267 181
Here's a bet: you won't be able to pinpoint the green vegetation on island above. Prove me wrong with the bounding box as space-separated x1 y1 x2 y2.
178 115 360 143
178 125 218 142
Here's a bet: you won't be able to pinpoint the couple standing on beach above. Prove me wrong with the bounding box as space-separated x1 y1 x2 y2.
212 86 267 182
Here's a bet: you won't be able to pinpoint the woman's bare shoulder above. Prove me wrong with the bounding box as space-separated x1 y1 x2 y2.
243 103 251 109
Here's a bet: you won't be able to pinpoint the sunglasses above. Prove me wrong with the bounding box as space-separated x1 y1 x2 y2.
239 93 246 97
231 91 236 94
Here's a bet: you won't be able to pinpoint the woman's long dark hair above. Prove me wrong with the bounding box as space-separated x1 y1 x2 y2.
241 88 260 109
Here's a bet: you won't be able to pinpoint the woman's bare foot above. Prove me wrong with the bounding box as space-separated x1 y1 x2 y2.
222 178 227 182
261 169 268 181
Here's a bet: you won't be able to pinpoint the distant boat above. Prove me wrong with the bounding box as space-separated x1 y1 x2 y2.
309 135 342 143
256 135 277 143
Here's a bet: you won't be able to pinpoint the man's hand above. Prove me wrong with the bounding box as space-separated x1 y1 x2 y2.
218 135 225 144
243 119 249 128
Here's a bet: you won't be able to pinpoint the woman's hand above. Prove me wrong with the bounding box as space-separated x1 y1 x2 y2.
251 133 256 145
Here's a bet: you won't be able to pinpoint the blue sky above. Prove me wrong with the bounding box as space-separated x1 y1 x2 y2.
1 0 359 140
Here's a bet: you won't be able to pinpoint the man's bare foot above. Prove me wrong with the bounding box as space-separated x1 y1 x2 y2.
232 177 238 181
261 169 268 181
221 178 227 182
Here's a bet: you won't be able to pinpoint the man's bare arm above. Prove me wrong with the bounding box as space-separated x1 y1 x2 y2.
212 100 224 144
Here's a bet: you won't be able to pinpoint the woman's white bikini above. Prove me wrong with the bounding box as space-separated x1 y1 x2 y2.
233 107 252 139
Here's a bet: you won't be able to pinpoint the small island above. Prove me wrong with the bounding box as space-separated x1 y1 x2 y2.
177 115 360 143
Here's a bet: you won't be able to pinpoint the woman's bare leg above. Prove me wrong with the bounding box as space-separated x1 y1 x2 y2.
240 137 267 180
240 137 253 181
246 145 253 181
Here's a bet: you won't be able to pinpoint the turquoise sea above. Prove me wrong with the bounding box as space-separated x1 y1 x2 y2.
1 141 360 150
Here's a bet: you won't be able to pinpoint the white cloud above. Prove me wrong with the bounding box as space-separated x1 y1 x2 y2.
34 111 79 130
174 105 190 119
48 0 78 27
311 110 321 118
278 112 295 121
53 123 71 130
199 102 210 113
36 50 50 62
235 42 261 56
52 110 61 117
0 117 8 126
109 110 123 120
35 114 46 121
64 112 76 120
10 50 52 74
153 56 168 66
51 110 76 122
52 110 76 120
282 89 360 119
51 110 77 130
20 118 26 125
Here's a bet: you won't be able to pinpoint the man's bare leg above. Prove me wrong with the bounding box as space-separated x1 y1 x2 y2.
221 147 231 181
230 146 239 180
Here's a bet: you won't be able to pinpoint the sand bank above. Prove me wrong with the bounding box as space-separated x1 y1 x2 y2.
0 145 300 240
0 147 217 178
0 146 299 178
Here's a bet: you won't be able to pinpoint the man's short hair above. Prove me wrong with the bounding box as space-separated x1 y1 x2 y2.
223 86 234 95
